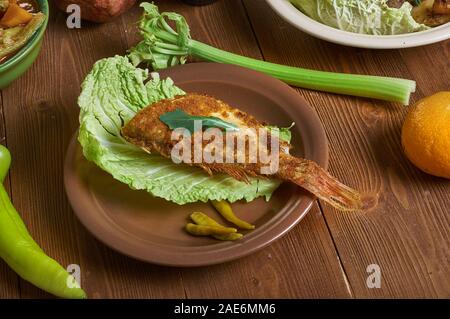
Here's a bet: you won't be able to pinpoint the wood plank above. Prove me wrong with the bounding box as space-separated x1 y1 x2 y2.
0 1 349 298
0 2 184 298
0 91 21 298
242 0 450 298
121 0 351 298
180 206 351 298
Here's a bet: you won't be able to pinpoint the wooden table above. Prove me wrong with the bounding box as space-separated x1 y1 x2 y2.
1 0 449 299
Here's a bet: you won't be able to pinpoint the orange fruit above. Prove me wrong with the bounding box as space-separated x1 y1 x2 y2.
401 91 450 179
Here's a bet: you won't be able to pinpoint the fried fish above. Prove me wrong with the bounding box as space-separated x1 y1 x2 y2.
122 93 377 211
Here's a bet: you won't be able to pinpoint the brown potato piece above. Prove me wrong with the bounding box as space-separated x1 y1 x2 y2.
54 0 136 23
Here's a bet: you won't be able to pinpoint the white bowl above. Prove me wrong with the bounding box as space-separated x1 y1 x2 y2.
266 0 450 49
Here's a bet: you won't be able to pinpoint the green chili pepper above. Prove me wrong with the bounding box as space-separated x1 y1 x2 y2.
185 223 237 236
213 232 244 241
0 145 87 299
190 212 243 241
211 200 255 230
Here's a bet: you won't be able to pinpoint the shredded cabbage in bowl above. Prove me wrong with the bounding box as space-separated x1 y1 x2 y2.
290 0 429 35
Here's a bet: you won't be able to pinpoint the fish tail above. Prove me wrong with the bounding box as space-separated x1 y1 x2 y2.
278 156 377 211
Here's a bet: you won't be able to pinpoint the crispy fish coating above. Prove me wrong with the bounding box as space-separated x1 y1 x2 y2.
122 93 376 211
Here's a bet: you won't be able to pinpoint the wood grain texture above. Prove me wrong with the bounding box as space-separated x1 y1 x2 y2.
0 1 185 299
0 0 351 298
0 0 448 299
123 0 351 298
242 0 450 298
0 91 21 299
180 206 352 298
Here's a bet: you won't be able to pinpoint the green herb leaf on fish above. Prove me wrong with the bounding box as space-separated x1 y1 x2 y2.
266 123 295 143
159 109 239 133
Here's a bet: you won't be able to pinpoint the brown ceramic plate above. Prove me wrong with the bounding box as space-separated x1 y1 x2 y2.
64 63 328 266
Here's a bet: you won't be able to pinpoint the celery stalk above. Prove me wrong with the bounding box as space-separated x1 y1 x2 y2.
129 3 416 105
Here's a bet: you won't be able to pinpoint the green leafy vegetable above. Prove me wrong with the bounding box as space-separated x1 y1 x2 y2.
290 0 429 35
266 123 294 143
128 3 416 105
78 55 284 205
159 109 239 133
